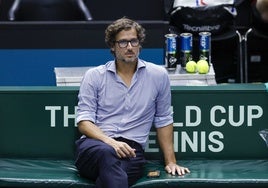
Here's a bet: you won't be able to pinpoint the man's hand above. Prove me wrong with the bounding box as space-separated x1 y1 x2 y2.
109 139 136 158
77 121 136 159
165 162 190 176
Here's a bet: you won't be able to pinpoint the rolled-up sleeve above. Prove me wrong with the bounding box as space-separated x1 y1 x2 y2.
153 68 173 128
76 69 98 124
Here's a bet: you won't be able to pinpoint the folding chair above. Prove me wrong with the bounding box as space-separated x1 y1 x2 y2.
8 0 92 21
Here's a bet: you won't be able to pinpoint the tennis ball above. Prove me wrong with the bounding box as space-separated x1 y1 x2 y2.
196 60 209 74
185 60 197 73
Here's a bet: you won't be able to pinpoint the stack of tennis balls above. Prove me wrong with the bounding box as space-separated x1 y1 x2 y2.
185 59 209 74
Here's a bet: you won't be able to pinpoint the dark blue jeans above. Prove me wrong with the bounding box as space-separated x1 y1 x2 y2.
75 137 146 188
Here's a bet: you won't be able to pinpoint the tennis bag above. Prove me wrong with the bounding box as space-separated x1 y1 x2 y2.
168 0 240 35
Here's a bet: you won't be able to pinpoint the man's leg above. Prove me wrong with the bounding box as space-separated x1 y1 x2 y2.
114 137 146 186
121 151 146 186
75 138 129 188
75 137 146 187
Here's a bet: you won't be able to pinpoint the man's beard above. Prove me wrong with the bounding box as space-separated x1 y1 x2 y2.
116 51 139 63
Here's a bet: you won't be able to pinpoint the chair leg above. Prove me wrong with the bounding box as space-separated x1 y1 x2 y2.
8 0 21 21
236 30 244 83
77 0 93 21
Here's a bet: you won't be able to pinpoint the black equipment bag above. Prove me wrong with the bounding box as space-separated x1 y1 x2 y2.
166 0 245 36
169 5 236 35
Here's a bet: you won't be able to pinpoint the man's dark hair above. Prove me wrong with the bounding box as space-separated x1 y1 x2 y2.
105 17 146 48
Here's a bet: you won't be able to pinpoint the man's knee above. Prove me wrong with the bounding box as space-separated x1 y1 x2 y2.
98 144 117 157
97 145 119 167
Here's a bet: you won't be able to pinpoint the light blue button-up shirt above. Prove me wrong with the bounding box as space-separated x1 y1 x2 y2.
77 59 173 148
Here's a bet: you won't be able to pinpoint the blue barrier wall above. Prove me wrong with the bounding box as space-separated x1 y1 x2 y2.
0 48 164 86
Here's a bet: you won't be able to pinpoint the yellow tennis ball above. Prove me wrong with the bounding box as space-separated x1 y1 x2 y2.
185 60 197 73
196 60 209 74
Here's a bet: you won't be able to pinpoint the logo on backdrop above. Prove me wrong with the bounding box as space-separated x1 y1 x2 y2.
45 105 263 153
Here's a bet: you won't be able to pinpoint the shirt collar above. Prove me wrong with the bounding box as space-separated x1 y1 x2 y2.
107 59 146 73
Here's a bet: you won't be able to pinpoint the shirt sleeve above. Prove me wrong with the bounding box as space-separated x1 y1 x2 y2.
153 67 174 128
76 69 98 124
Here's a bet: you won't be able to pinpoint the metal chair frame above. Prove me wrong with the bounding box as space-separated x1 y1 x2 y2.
8 0 92 21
